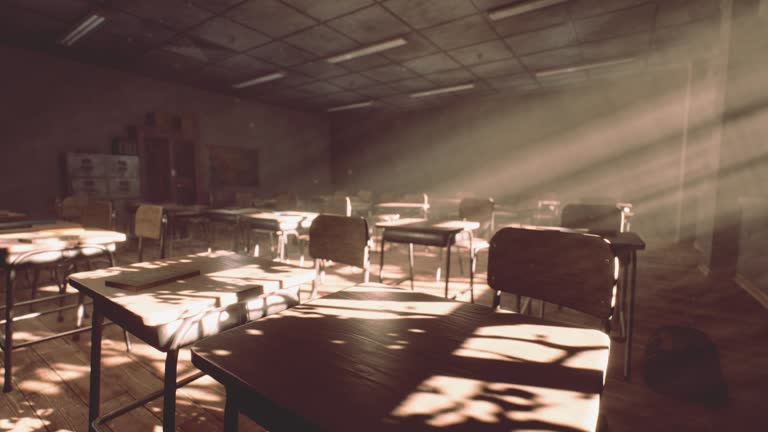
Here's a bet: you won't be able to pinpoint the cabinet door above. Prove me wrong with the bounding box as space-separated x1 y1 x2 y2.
71 178 108 197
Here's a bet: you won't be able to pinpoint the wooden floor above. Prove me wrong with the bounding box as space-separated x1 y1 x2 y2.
1 232 766 431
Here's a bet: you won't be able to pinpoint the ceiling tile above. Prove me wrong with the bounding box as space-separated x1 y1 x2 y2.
327 5 410 44
226 0 316 38
382 0 478 29
580 32 650 61
280 72 315 87
468 57 525 78
137 49 207 74
566 0 651 20
281 0 374 21
424 68 476 85
112 0 211 30
536 70 588 87
0 6 70 45
484 73 539 90
327 73 379 90
361 64 418 82
382 33 440 62
8 0 89 21
448 40 513 66
422 15 497 50
519 45 583 70
284 25 358 56
163 36 236 63
588 58 646 79
190 0 246 13
656 0 720 28
290 60 350 79
248 41 314 66
489 3 570 36
191 17 270 51
216 54 274 75
470 0 522 9
323 91 371 105
337 54 393 72
354 84 400 98
572 3 656 42
403 53 462 75
72 31 147 64
504 22 578 55
296 81 345 96
388 77 436 92
107 12 176 49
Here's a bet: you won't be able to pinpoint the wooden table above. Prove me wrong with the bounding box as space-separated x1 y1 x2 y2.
374 202 430 219
0 222 126 392
377 219 479 298
240 211 318 260
192 284 611 432
0 210 28 224
68 251 316 432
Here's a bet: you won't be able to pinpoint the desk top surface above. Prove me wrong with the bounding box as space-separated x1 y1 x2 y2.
375 202 430 210
68 251 315 327
0 223 125 263
192 284 610 432
0 210 28 223
376 218 480 233
500 224 646 251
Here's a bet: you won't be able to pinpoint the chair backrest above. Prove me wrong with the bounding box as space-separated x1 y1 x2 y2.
309 215 369 269
274 192 298 211
487 227 616 321
322 196 351 217
59 195 90 221
81 200 114 230
135 205 164 240
459 197 495 233
561 203 623 235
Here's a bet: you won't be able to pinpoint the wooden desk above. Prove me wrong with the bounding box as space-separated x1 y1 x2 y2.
192 284 611 432
377 219 479 298
374 202 430 219
68 251 315 432
0 211 28 224
241 211 318 260
1 223 126 393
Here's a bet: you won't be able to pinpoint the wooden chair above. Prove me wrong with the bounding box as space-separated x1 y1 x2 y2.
561 203 624 235
57 195 90 222
80 200 115 230
321 196 351 216
135 205 167 262
455 197 495 302
274 192 299 211
308 215 372 298
487 227 617 332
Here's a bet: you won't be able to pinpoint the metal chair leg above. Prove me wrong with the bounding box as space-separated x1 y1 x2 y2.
408 243 415 290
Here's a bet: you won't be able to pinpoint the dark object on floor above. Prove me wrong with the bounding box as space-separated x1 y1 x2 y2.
644 325 728 406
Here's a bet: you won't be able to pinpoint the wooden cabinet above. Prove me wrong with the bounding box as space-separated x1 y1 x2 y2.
65 152 140 199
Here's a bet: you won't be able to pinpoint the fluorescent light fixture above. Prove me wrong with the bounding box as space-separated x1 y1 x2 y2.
488 0 568 21
326 38 408 64
410 83 476 98
60 13 106 46
232 72 286 89
535 57 637 78
327 101 374 112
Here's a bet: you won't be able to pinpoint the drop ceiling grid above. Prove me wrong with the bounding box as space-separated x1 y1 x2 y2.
2 0 719 111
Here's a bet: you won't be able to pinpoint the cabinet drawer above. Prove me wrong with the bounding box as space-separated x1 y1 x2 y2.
66 153 107 177
109 178 140 198
110 156 139 178
71 178 108 197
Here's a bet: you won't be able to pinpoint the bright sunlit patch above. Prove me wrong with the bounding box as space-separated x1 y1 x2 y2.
211 349 231 357
245 329 263 336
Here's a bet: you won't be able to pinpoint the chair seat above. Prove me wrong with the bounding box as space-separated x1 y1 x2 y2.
454 236 490 252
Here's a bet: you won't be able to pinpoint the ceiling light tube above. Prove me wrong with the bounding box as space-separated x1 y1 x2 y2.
410 83 476 98
535 57 637 78
326 38 408 64
327 101 374 112
232 72 286 89
488 0 568 21
60 14 106 46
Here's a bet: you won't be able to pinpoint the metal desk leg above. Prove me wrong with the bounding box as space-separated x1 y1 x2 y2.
624 251 637 380
379 236 386 283
3 268 15 393
444 243 452 299
163 350 179 431
88 307 104 432
408 243 415 290
224 390 239 432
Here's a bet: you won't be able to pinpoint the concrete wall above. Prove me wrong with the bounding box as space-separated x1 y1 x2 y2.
0 45 331 217
331 68 691 241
